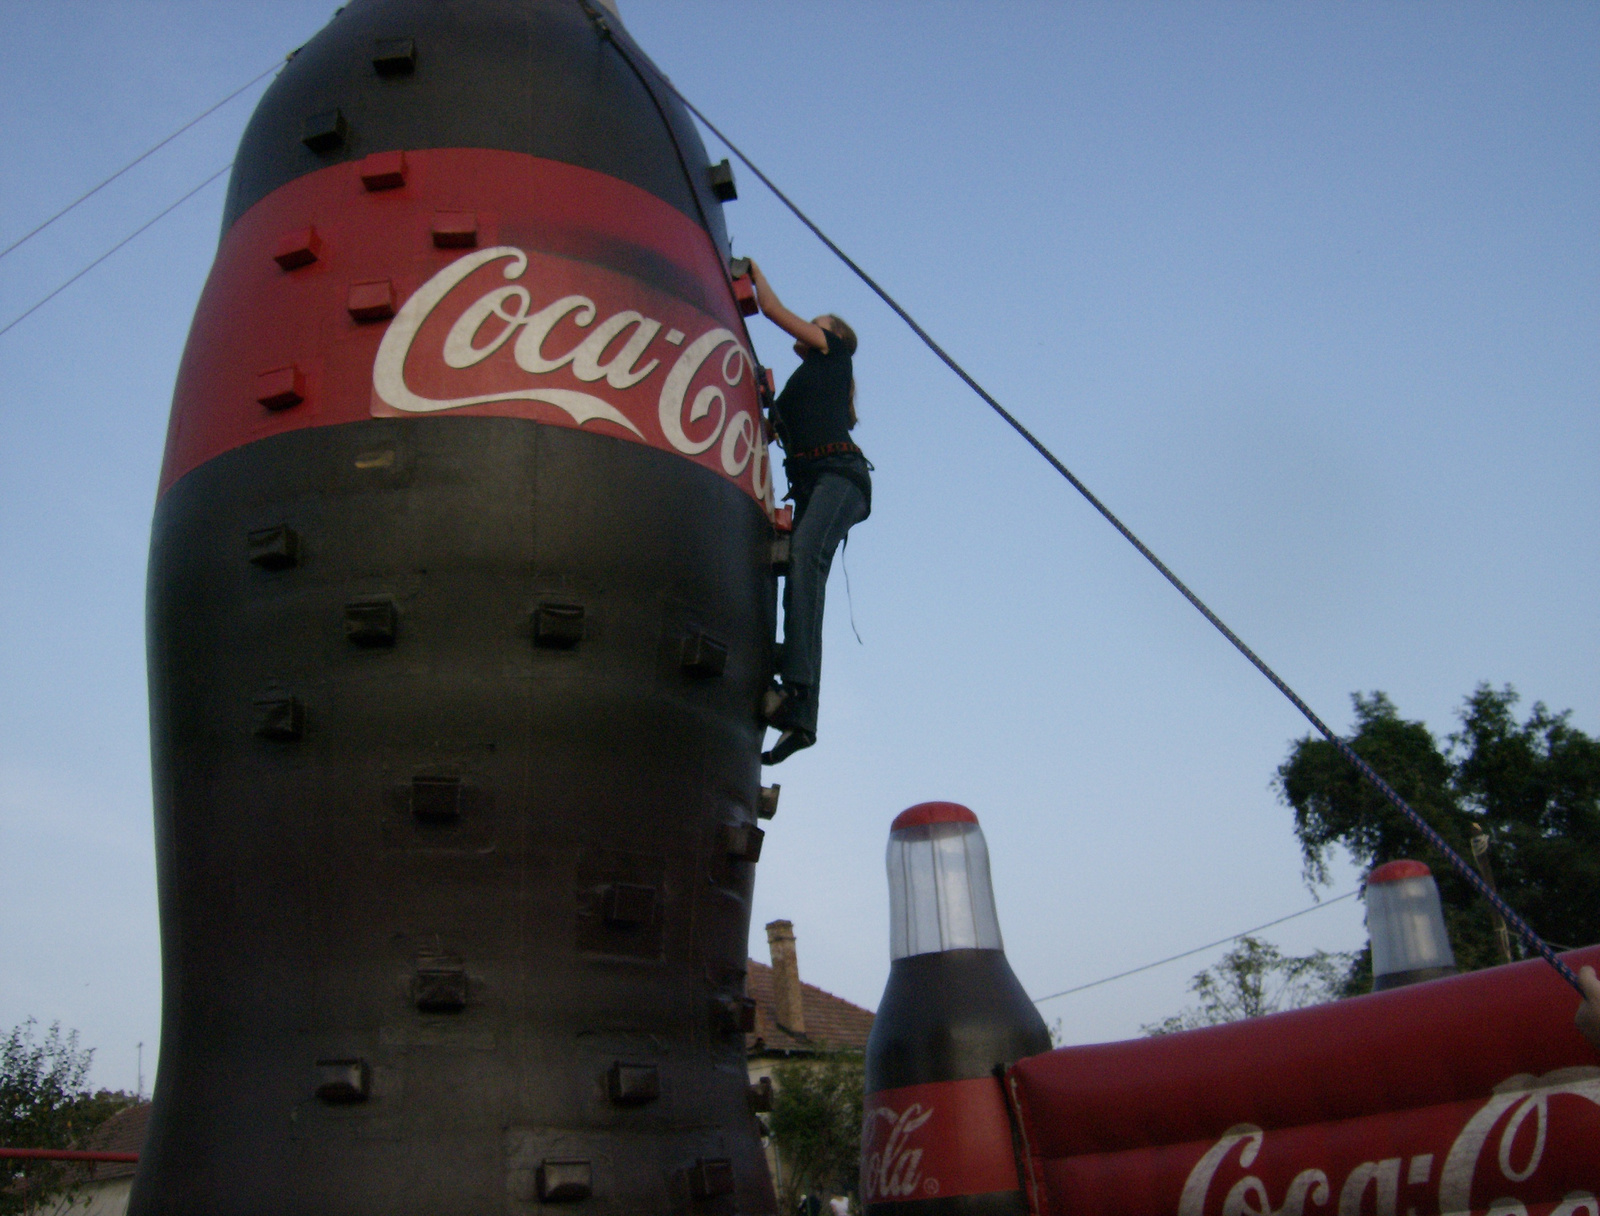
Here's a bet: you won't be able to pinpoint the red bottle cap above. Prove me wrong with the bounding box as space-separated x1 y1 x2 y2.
892 801 980 831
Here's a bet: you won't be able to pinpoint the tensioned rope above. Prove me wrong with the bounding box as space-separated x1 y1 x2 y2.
1031 889 1358 1004
575 3 1581 994
0 62 277 263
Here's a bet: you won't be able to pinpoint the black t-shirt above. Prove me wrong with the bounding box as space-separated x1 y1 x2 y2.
774 331 854 455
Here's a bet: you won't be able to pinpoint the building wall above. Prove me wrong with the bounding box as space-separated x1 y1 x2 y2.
748 1056 784 1192
46 1177 132 1216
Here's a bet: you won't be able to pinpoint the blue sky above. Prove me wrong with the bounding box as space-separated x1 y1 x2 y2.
1 1 1595 1092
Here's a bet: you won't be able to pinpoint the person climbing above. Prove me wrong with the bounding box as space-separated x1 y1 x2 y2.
747 260 872 765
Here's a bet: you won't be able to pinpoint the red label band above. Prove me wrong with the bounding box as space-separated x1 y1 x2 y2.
862 1078 1022 1204
163 148 771 508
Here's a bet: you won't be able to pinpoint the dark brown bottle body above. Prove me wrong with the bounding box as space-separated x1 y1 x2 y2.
131 2 779 1214
862 950 1050 1216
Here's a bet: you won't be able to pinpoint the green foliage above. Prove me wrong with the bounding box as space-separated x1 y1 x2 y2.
1142 936 1351 1035
0 1020 135 1215
1277 685 1600 988
767 1052 865 1213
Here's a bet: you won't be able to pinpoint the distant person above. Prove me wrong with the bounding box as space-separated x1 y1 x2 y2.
747 260 871 765
1577 965 1600 1053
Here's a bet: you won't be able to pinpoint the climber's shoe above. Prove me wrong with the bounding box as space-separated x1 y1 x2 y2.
761 681 810 730
761 728 816 766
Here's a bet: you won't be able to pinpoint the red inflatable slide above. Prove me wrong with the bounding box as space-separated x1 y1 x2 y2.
1004 947 1600 1216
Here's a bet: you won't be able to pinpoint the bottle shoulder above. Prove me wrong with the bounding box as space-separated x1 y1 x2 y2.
866 950 1050 1090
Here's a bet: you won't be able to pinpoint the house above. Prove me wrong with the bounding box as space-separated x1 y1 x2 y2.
43 1099 148 1216
746 921 875 1067
746 920 876 1204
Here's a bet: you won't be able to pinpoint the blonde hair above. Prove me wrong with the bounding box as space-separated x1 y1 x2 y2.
820 315 859 428
820 314 858 355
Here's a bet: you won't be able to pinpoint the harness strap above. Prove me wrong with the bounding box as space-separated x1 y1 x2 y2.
789 440 863 461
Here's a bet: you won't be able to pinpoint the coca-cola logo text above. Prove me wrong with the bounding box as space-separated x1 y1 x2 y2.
371 246 771 505
1177 1068 1600 1216
863 1102 937 1202
860 1079 1022 1205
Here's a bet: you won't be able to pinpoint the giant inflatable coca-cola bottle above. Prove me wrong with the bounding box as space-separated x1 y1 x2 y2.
861 803 1051 1216
134 2 778 1213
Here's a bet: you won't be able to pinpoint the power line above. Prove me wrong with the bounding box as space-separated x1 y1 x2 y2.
1031 889 1359 1004
0 164 231 340
0 62 277 263
579 14 1580 995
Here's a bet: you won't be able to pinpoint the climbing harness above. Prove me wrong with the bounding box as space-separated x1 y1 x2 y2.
789 440 865 462
576 2 1581 993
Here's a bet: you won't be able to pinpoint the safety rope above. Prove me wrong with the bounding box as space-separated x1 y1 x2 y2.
577 5 1582 994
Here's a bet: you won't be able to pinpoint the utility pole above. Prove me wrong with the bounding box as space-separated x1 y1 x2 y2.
137 1042 144 1100
1469 823 1515 965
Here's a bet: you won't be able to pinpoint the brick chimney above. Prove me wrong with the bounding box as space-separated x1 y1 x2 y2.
765 920 806 1035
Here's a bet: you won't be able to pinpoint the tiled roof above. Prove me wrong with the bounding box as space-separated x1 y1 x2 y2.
80 1100 150 1182
745 959 875 1055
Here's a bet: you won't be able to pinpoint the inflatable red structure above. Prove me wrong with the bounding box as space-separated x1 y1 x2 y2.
1004 946 1600 1216
860 806 1597 1216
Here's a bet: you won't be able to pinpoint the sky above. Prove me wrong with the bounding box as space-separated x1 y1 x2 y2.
1 1 1595 1095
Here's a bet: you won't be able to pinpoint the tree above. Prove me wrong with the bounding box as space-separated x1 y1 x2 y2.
1277 685 1600 990
767 1052 864 1214
1141 936 1350 1036
0 1020 135 1215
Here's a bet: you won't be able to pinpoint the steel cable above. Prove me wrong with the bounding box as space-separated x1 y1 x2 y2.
0 164 232 340
1032 889 1359 1004
0 62 277 262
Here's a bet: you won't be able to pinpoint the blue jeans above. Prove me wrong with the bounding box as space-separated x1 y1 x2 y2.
780 472 870 734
